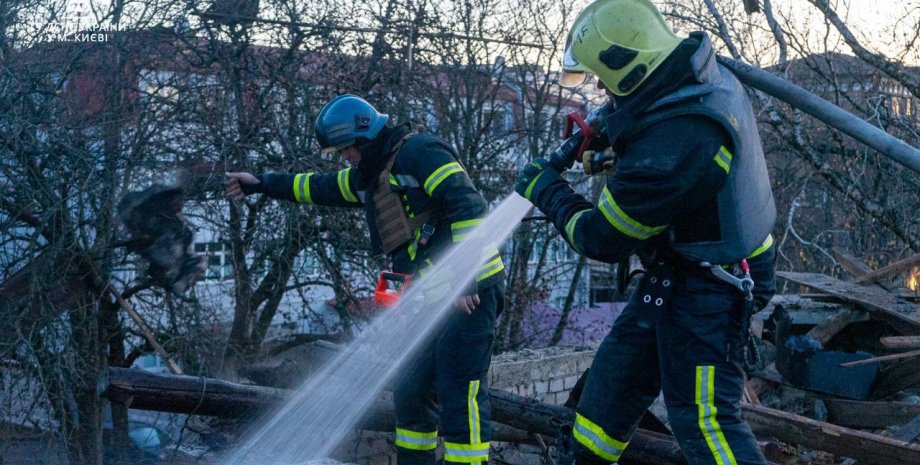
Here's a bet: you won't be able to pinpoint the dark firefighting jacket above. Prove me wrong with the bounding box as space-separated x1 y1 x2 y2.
252 124 505 290
541 33 775 265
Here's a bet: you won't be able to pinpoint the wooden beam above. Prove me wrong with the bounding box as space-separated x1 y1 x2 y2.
824 399 920 429
872 356 920 399
102 368 920 465
776 272 920 334
806 309 868 345
834 247 875 277
742 403 920 465
838 415 920 465
854 253 920 285
881 336 920 351
840 349 920 368
101 368 690 465
832 247 892 292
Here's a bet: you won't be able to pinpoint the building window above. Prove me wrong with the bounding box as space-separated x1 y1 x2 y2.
589 262 616 306
194 241 231 280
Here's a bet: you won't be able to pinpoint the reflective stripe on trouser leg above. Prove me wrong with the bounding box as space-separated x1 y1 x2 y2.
573 297 663 462
394 338 440 465
443 381 490 464
396 428 438 451
657 270 767 465
696 366 737 465
572 413 627 462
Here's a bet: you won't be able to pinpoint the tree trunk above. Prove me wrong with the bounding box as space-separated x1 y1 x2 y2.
100 367 688 464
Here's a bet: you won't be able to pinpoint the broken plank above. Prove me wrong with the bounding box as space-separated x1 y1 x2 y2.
776 272 920 334
881 336 920 351
102 368 690 465
840 349 920 368
838 415 920 465
872 356 920 399
806 309 869 345
833 248 893 292
824 399 920 429
834 247 876 277
854 253 920 285
742 402 920 465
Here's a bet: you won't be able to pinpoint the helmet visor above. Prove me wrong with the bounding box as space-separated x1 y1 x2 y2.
560 70 587 88
320 139 355 154
560 37 587 88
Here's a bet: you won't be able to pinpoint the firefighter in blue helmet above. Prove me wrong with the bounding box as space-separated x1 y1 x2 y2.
226 94 503 465
515 0 776 464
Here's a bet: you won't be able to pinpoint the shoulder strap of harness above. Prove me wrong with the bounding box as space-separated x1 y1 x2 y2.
373 132 433 254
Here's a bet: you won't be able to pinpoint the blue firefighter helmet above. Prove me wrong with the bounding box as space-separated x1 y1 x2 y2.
314 94 389 152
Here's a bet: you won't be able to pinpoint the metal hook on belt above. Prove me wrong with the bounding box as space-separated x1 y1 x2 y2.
700 259 754 300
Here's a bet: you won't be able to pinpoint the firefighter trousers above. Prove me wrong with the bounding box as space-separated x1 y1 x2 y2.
393 283 504 465
574 249 775 465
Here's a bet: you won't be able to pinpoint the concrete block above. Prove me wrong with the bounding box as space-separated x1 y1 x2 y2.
535 380 549 394
564 375 580 390
521 383 534 397
550 378 565 392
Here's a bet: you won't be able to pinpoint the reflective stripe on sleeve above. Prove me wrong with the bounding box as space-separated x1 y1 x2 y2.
423 162 464 196
337 168 358 203
714 146 733 174
564 209 589 254
293 173 314 204
477 253 504 282
597 186 666 240
451 218 482 242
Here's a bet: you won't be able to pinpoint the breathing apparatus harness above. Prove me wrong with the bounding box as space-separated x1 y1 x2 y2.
551 103 762 371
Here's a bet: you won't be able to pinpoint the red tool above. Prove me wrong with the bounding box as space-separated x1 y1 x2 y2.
374 271 413 308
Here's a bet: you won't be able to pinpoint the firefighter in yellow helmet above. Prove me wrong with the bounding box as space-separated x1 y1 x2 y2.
515 1 776 464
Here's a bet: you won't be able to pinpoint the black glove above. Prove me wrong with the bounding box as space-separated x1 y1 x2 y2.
514 158 563 205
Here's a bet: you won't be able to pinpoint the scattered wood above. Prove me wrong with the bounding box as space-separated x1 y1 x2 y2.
853 253 920 285
838 415 920 465
101 368 690 465
806 309 868 345
871 356 920 399
823 399 920 429
833 248 892 291
840 349 920 368
776 272 920 334
881 336 920 351
741 402 920 465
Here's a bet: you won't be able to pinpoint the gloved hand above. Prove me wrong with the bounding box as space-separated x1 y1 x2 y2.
514 158 563 204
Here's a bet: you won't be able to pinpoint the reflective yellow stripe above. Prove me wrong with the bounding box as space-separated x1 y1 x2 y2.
337 168 358 203
747 234 773 259
407 228 422 261
696 366 738 465
444 441 489 463
293 173 314 204
523 170 546 199
597 186 666 240
572 413 627 462
468 380 481 445
476 255 504 282
451 218 482 242
389 173 399 186
395 428 438 451
424 162 464 195
564 210 589 253
714 146 733 174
